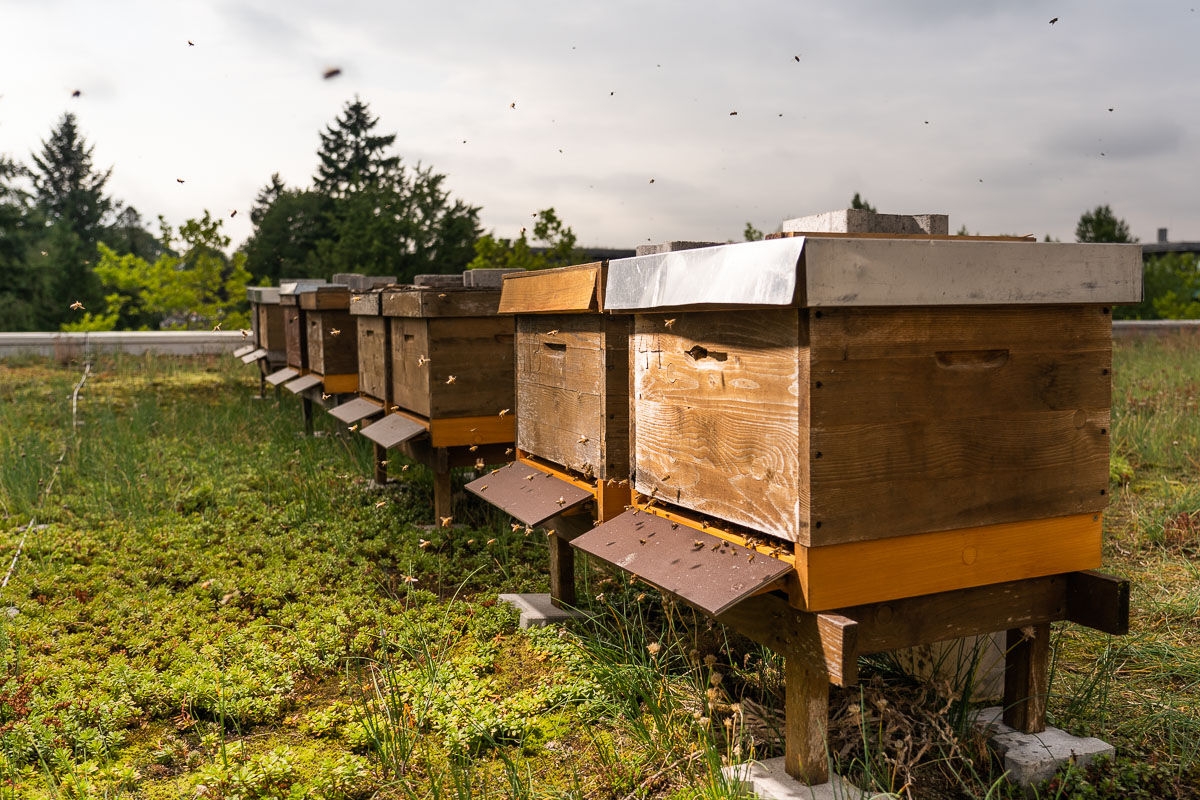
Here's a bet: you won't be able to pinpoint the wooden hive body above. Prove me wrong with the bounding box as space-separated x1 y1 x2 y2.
300 286 357 393
500 263 630 482
279 280 328 370
350 291 389 403
381 285 515 446
606 235 1143 608
246 287 284 353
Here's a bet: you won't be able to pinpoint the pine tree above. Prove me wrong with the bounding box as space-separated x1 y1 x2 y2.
1075 205 1136 243
0 156 55 330
313 97 401 198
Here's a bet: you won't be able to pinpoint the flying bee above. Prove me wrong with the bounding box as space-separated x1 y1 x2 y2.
212 323 221 331
330 328 341 337
578 435 589 444
505 447 514 455
469 445 478 452
486 538 497 546
499 408 510 417
440 516 453 528
446 375 457 385
417 355 430 366
240 329 249 339
556 496 565 506
69 300 85 310
402 575 418 584
375 500 386 508
664 318 676 328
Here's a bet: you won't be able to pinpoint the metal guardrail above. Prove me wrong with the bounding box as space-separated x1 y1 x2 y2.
0 331 246 359
0 322 1196 360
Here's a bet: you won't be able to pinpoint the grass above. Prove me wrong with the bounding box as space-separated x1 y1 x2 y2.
0 331 1196 798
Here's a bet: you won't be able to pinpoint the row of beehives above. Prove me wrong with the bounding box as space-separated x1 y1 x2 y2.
235 218 1143 619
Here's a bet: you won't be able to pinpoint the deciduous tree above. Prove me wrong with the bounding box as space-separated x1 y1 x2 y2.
1075 205 1136 243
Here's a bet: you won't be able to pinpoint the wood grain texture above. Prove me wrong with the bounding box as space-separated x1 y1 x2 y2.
428 414 515 448
284 307 306 369
785 658 829 783
356 316 389 402
632 309 808 541
516 314 630 479
807 305 1112 545
383 287 503 318
390 317 515 419
307 311 357 376
299 287 351 311
800 238 1142 307
797 513 1101 610
256 304 285 351
498 263 603 314
1003 623 1050 733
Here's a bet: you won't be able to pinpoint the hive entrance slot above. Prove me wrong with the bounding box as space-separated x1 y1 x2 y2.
935 349 1009 370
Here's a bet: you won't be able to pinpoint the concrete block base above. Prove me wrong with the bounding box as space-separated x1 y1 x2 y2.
498 593 585 628
973 707 1115 790
723 759 867 800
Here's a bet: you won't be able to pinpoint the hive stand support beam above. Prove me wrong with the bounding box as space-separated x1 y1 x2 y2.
785 655 830 784
302 396 315 436
1003 623 1050 734
433 454 452 523
373 443 388 485
543 513 592 609
256 360 268 398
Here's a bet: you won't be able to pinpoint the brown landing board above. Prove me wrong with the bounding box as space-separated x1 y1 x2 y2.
241 347 269 364
464 461 592 528
285 374 323 394
265 367 300 386
329 396 385 425
571 510 792 617
358 413 427 450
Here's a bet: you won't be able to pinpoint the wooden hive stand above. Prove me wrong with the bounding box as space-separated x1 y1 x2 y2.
464 261 636 607
356 273 517 523
570 223 1142 785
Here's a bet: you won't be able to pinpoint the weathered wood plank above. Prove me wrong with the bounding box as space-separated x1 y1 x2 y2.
1066 570 1130 635
299 286 351 311
307 311 357 376
498 263 603 314
427 317 514 417
356 316 389 402
383 287 502 318
391 317 431 416
1003 623 1050 733
632 309 808 541
801 238 1142 307
284 307 305 369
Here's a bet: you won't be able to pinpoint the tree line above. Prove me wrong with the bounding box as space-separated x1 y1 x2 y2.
0 97 581 332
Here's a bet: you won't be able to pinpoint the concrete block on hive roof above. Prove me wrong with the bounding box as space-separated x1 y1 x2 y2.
463 268 525 289
246 286 280 304
332 273 398 292
634 240 722 256
413 273 467 289
781 209 949 235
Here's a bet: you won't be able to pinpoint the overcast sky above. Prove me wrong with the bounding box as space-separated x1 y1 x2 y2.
2 1 1197 254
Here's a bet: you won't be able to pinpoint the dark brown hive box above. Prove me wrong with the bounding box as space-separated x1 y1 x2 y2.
300 285 358 394
600 234 1142 609
247 286 284 355
349 290 389 403
279 279 328 371
380 284 515 448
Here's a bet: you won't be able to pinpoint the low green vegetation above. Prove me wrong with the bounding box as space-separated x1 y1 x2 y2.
0 333 1196 798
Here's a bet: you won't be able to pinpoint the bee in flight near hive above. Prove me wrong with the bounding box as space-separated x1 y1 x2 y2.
446 375 457 385
69 300 85 310
330 328 341 337
440 516 453 527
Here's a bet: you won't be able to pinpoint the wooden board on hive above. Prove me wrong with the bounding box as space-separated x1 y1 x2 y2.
515 314 630 480
283 306 305 370
389 315 514 419
355 316 389 402
306 310 357 377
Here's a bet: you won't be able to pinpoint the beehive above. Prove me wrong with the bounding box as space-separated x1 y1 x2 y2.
300 285 358 394
600 234 1142 610
380 284 515 448
248 286 284 355
349 289 389 404
499 263 630 482
279 279 328 371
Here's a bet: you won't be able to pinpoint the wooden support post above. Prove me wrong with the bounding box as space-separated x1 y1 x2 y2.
548 533 576 607
302 396 314 436
784 652 830 784
1003 623 1050 733
373 443 388 485
433 467 452 523
257 360 268 399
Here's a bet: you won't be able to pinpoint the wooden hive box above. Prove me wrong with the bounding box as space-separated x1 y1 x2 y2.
279 279 328 371
350 289 389 403
601 235 1143 610
381 284 515 448
499 263 630 482
300 285 358 394
246 286 284 353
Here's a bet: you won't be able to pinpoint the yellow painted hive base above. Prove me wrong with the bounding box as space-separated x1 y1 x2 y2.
796 513 1103 610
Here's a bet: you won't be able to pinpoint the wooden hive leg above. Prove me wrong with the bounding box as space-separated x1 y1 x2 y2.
548 533 576 608
302 396 315 436
785 651 830 784
257 361 267 398
1003 622 1050 733
373 443 388 485
432 448 452 523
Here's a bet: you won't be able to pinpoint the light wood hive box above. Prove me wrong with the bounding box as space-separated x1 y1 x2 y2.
246 287 284 353
279 280 329 371
498 263 631 483
349 290 388 403
381 285 515 447
605 235 1143 609
300 286 358 394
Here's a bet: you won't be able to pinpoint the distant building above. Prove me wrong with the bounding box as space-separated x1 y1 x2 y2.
1142 228 1200 258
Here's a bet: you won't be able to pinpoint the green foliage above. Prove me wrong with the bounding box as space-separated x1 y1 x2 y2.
0 157 56 331
1075 204 1136 243
314 97 402 199
64 212 251 331
241 183 335 283
1115 253 1200 320
467 208 579 271
743 222 764 242
850 192 876 213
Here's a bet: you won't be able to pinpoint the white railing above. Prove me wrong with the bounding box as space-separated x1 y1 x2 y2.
0 331 247 359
